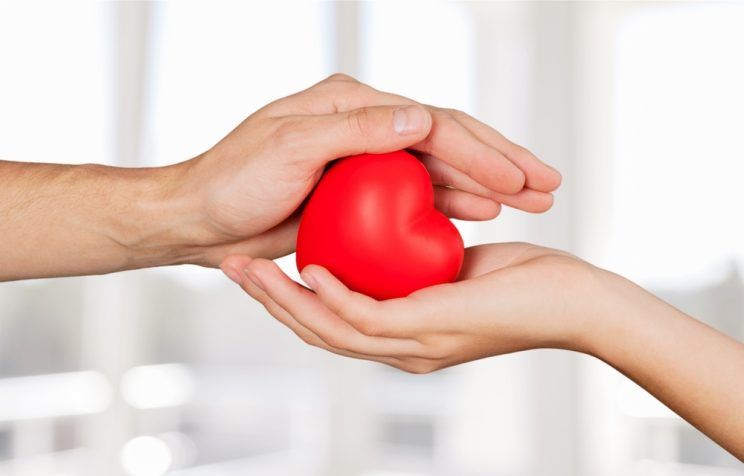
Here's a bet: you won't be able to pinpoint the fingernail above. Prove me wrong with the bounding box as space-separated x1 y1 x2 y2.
221 266 242 285
244 270 265 292
301 270 318 290
551 168 563 186
394 105 427 135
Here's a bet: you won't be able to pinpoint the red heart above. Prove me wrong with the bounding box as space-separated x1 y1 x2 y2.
296 150 464 300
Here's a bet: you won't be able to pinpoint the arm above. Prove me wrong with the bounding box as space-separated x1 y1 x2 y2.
589 271 744 458
0 161 198 280
0 74 561 281
222 243 744 460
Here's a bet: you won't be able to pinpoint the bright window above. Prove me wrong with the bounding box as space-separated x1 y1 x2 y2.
610 3 744 287
0 1 109 164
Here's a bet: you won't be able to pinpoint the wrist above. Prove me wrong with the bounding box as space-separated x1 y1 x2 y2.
570 265 654 358
116 154 297 269
101 161 212 268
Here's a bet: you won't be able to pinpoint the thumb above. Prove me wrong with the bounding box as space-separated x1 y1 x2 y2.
301 104 432 160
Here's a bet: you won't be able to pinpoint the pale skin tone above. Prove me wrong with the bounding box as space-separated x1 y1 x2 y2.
222 245 744 461
1 74 741 460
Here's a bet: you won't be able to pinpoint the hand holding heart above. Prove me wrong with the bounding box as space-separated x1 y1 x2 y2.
213 74 568 367
222 243 599 373
177 73 560 268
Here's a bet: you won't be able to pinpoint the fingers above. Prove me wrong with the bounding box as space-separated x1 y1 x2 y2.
490 188 554 214
412 110 526 194
420 153 495 198
433 186 501 220
424 156 554 213
446 109 562 192
302 264 453 357
273 75 562 198
236 268 401 367
244 259 424 357
221 254 463 373
268 74 561 208
276 104 432 165
336 83 562 197
299 264 405 337
220 254 255 285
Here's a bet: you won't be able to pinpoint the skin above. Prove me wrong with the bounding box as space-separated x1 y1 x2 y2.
221 244 744 461
7 73 739 459
0 74 560 281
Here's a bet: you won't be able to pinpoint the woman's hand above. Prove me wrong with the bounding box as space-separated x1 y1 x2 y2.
174 74 562 266
222 244 744 460
220 243 598 372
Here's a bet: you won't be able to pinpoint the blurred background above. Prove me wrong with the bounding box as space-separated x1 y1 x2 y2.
1 1 743 475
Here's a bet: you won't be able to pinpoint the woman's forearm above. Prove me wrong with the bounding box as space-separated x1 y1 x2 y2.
0 160 202 280
586 269 744 460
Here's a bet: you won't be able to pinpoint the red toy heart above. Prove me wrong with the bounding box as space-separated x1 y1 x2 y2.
296 150 464 300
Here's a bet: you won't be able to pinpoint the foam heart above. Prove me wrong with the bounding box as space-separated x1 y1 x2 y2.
296 150 464 300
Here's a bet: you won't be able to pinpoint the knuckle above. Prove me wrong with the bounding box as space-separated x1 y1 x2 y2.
433 349 454 363
317 75 370 112
416 136 436 155
294 330 315 347
445 107 470 121
349 300 385 336
400 359 439 375
410 333 451 361
439 110 462 128
510 143 536 161
322 333 348 351
397 361 418 374
270 117 309 155
421 343 451 361
271 117 299 143
354 315 379 337
244 284 264 300
436 166 454 185
438 194 454 218
325 72 357 83
428 113 466 150
333 299 357 320
345 107 371 137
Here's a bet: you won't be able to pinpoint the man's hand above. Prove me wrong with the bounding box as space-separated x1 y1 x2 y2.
172 74 561 266
0 74 560 280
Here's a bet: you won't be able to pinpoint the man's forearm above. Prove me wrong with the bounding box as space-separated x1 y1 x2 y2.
587 271 744 460
0 160 204 280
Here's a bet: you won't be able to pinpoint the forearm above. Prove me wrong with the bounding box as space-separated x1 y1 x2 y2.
0 160 205 280
585 270 744 460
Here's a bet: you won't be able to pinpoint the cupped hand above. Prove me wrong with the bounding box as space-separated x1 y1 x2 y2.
220 243 603 373
174 74 561 266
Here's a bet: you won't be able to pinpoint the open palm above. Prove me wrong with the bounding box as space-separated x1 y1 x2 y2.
221 242 595 373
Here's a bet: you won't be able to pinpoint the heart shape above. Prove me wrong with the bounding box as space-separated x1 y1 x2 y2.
296 150 464 300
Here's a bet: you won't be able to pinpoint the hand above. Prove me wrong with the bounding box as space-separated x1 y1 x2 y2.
222 243 744 460
0 74 559 281
174 74 561 267
220 243 596 373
